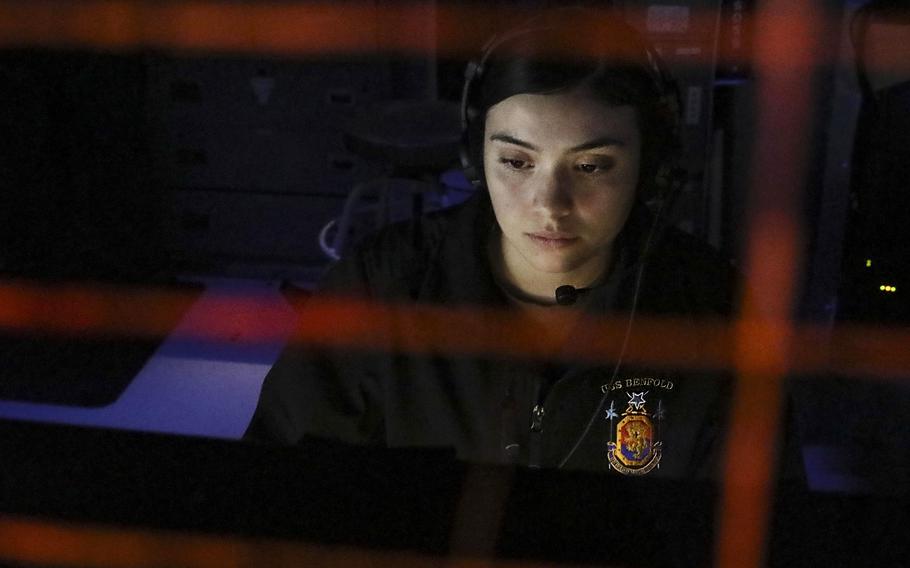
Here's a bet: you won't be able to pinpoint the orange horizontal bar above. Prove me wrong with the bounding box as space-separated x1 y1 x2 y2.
1 279 909 379
0 1 381 55
1 0 906 77
0 515 567 568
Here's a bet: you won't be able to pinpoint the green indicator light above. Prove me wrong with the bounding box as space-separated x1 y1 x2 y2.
880 285 886 291
866 259 872 267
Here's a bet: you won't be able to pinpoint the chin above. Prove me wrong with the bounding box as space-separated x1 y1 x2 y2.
527 254 588 275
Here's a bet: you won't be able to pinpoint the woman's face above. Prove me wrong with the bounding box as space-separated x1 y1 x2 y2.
483 88 641 294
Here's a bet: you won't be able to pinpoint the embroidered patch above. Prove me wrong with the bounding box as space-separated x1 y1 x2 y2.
606 391 662 475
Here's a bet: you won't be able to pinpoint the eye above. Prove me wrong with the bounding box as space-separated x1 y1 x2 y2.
499 158 532 171
577 163 599 174
575 157 615 175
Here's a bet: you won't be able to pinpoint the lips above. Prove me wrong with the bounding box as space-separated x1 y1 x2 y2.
526 231 580 249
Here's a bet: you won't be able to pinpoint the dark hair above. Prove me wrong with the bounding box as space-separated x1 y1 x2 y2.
464 11 680 200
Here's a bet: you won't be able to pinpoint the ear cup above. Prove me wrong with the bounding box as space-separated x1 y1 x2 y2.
459 128 484 187
459 57 486 187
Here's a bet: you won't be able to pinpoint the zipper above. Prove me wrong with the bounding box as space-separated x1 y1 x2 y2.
528 367 561 469
531 404 546 431
528 403 545 468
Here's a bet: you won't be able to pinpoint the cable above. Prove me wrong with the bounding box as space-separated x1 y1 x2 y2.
557 196 667 469
317 218 341 261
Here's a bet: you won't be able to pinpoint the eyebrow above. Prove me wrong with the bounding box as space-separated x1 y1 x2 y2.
488 133 626 152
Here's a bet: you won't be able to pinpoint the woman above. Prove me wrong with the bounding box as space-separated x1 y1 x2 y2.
245 12 736 478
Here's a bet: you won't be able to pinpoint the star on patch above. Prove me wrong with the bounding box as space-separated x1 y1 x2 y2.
627 391 648 411
604 400 618 420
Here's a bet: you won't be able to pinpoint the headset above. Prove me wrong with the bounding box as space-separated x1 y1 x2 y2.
458 14 685 208
456 15 689 469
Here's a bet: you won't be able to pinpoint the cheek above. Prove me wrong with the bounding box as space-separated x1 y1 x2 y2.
586 163 640 222
486 164 526 197
487 183 518 225
575 183 638 235
486 180 528 235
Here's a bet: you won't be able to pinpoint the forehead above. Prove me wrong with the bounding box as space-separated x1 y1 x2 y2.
484 89 640 148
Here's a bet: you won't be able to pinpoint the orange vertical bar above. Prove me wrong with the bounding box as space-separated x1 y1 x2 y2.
715 2 822 568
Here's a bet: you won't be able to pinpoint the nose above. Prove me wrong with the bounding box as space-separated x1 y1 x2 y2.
531 167 573 219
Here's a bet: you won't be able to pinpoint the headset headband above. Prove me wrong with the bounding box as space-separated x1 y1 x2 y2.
460 22 678 130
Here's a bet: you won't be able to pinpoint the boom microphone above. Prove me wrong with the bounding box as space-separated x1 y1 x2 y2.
555 285 584 306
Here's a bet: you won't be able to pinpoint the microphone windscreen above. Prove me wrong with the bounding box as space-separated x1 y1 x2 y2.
555 285 578 306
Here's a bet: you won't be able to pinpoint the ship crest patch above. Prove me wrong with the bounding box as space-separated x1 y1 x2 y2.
606 391 663 475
